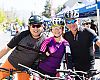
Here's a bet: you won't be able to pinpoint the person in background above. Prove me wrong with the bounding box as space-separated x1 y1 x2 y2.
91 19 100 55
64 14 100 79
0 15 46 80
91 19 98 35
82 18 98 35
82 18 91 28
82 18 99 56
38 18 73 79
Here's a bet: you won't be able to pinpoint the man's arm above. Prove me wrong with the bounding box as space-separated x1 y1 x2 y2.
96 40 100 47
0 45 11 59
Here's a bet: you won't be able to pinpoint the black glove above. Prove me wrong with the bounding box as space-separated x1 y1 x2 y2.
87 69 96 78
39 53 47 61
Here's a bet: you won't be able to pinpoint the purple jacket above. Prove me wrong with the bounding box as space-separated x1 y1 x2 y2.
39 37 71 74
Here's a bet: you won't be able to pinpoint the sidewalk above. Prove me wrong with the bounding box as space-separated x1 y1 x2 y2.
0 31 3 35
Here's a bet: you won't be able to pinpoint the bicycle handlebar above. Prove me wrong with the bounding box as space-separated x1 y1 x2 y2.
18 63 64 80
0 68 9 72
88 69 100 77
57 68 100 79
57 69 88 80
57 69 87 74
0 67 23 73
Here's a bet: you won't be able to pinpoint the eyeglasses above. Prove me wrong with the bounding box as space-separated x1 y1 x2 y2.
66 20 77 24
31 24 41 28
85 23 91 25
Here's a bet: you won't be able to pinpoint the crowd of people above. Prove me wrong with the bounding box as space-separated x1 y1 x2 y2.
0 14 100 80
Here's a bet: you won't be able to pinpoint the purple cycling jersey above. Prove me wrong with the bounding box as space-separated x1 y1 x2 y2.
39 37 70 74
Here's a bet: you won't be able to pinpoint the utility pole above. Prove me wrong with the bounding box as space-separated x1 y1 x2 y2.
96 0 100 38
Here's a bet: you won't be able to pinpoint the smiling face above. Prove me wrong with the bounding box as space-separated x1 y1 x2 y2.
66 19 78 32
29 24 43 38
51 26 63 38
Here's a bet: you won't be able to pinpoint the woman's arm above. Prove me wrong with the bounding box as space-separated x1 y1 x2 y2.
66 52 73 69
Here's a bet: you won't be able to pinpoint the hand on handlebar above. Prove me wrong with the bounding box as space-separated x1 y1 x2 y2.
87 70 97 78
67 69 73 74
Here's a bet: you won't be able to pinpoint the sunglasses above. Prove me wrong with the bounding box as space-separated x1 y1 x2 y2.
66 20 77 24
85 23 91 25
31 24 41 28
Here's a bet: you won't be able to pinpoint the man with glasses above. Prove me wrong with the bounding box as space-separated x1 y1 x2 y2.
0 15 46 80
82 18 92 28
64 17 100 79
82 18 99 56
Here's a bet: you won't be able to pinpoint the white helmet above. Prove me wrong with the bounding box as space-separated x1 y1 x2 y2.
51 18 64 27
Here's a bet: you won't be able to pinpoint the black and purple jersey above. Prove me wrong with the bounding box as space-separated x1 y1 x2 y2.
39 37 71 74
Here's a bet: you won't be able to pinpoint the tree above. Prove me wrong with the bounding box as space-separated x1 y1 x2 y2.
15 17 22 26
55 4 66 14
0 9 6 23
42 0 51 18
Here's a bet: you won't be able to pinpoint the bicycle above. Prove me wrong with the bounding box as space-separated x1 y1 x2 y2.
57 69 88 80
18 63 100 80
57 69 100 80
18 63 90 80
18 63 64 80
0 67 25 80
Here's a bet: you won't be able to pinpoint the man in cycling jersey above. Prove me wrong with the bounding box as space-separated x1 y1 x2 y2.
64 12 100 79
38 18 73 78
0 15 46 80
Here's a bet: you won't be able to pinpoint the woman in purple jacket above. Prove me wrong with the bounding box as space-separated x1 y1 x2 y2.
38 18 73 78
